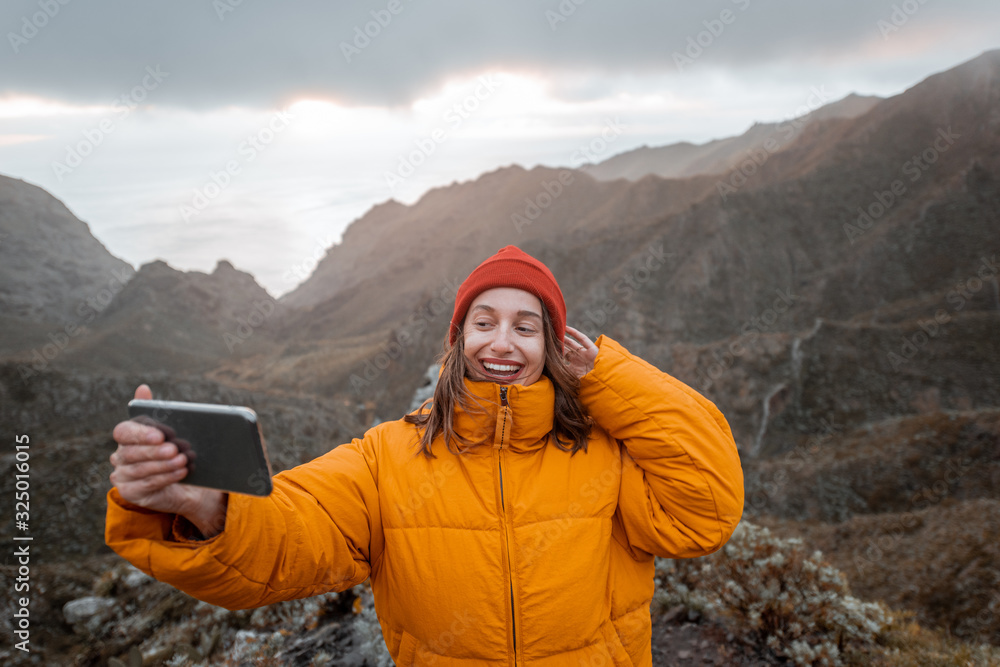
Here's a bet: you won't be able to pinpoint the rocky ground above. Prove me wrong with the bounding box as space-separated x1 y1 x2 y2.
0 554 773 667
11 521 999 666
650 610 780 666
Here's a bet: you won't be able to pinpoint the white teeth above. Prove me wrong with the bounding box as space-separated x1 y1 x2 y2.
483 362 520 372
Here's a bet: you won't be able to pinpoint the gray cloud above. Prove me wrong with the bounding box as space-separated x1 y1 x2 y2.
0 0 997 108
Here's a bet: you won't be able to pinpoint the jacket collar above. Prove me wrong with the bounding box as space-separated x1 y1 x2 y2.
451 375 555 455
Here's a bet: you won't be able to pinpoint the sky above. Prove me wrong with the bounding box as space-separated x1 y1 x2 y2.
1 1 998 297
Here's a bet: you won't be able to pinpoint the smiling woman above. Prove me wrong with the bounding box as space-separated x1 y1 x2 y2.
406 247 593 457
464 288 547 385
105 244 745 665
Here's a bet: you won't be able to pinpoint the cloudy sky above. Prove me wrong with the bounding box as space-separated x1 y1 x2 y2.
1 1 997 296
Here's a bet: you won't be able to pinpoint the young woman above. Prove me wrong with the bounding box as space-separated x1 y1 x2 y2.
106 245 744 665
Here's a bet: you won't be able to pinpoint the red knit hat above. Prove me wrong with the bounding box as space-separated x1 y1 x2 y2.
449 246 566 346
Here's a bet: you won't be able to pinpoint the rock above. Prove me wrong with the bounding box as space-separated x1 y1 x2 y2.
122 566 152 589
677 649 692 659
231 629 284 663
0 174 135 326
663 604 687 624
409 364 441 411
62 596 117 634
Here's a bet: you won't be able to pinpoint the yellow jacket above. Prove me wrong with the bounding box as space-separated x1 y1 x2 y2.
106 336 744 665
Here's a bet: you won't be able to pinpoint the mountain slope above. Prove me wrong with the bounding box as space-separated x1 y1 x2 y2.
261 50 1000 450
49 259 286 376
0 174 135 352
583 93 882 182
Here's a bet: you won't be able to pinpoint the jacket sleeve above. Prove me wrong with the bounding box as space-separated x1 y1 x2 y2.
104 431 385 610
578 336 743 559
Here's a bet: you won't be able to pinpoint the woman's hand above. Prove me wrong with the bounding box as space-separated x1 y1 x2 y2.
563 326 599 379
109 384 228 538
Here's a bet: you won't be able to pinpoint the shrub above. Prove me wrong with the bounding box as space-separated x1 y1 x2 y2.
656 521 891 666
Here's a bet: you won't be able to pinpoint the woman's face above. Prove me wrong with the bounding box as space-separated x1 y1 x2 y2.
462 287 546 386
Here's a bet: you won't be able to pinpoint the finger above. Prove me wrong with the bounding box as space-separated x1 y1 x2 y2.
113 420 166 446
567 328 599 357
112 453 187 482
565 325 594 346
563 327 586 348
564 338 586 356
116 442 180 466
116 467 188 498
130 415 176 441
134 384 153 400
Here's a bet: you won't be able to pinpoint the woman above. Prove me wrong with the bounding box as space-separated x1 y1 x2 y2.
106 245 744 665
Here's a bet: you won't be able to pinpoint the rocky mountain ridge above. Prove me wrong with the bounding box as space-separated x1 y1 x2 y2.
582 93 882 182
1 49 999 664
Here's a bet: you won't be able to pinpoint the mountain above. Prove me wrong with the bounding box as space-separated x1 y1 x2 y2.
582 93 882 182
2 49 1000 657
269 165 721 410
0 174 135 353
265 50 1000 450
58 258 287 375
252 50 1000 642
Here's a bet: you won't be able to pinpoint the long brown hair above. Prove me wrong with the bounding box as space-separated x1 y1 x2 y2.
404 309 592 457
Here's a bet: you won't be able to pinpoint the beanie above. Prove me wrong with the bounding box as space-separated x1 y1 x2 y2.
449 246 566 346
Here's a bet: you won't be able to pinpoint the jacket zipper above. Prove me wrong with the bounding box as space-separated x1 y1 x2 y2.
497 386 518 662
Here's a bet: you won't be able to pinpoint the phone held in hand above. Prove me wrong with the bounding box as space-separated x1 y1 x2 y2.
127 398 273 497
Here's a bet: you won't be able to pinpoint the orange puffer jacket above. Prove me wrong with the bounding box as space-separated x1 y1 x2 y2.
106 336 744 665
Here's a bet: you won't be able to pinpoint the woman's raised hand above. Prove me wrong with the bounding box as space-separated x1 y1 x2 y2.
563 326 599 379
109 384 228 538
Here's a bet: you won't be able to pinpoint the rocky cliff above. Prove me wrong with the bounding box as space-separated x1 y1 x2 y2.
0 175 135 354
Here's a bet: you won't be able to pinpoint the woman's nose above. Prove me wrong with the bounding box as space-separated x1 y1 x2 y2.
490 328 514 353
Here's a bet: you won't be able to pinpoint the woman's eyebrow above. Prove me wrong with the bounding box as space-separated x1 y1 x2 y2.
470 304 541 320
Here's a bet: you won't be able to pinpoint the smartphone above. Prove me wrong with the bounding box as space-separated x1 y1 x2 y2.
127 398 273 496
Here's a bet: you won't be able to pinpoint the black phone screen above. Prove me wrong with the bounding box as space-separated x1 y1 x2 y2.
127 399 273 496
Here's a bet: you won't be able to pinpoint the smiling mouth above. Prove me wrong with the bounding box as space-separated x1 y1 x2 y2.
478 359 524 382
